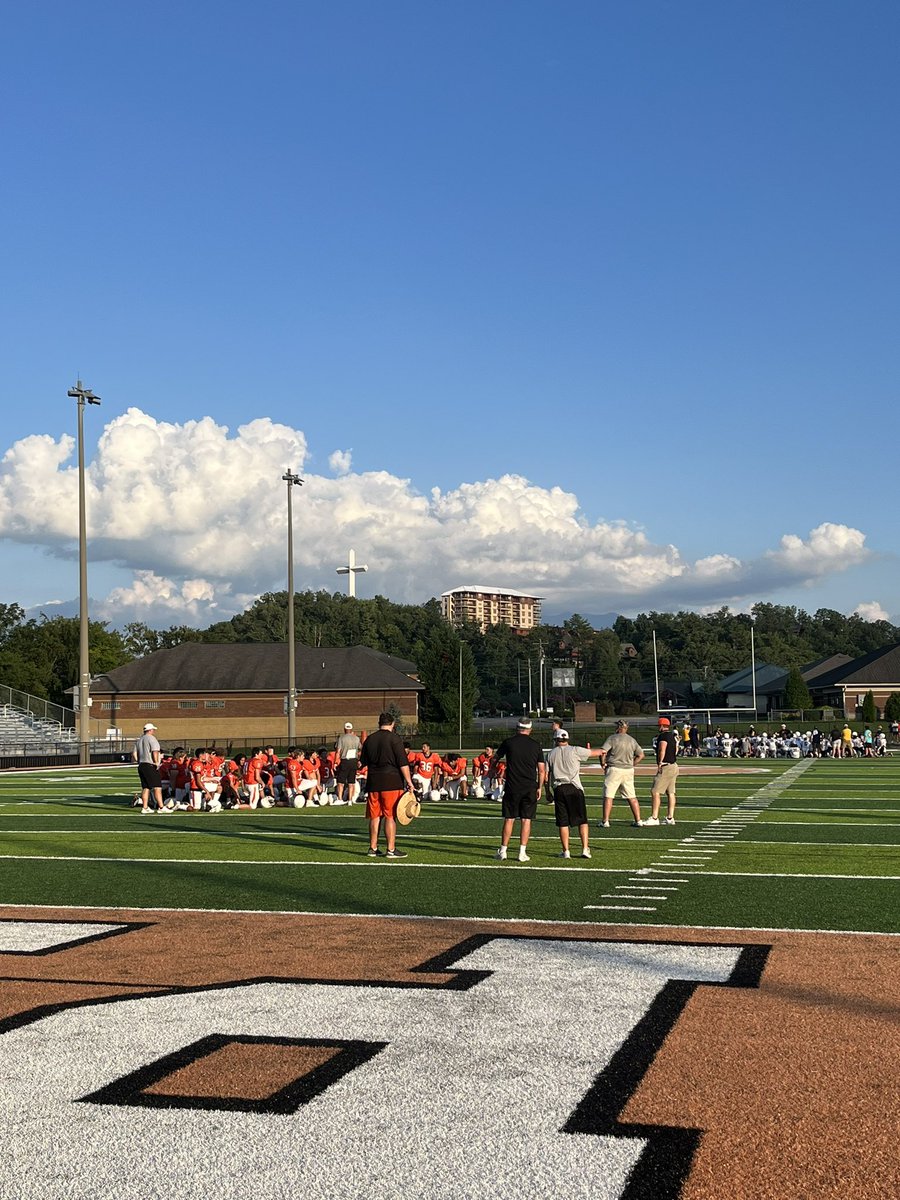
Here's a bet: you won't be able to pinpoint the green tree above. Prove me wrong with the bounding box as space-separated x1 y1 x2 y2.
783 667 813 711
883 693 900 722
0 616 130 707
861 690 877 723
418 625 478 729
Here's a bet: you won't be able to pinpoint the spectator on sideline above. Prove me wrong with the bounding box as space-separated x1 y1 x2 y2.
492 718 546 863
546 728 602 859
334 722 361 805
358 712 414 859
132 722 167 814
645 716 679 826
598 719 645 827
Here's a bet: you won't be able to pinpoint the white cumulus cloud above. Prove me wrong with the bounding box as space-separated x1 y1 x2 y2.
0 410 875 626
328 449 352 475
853 601 890 623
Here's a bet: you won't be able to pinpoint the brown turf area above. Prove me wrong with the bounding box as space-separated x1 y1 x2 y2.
1 906 897 1198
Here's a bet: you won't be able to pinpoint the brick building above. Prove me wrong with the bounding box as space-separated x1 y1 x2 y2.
87 643 423 744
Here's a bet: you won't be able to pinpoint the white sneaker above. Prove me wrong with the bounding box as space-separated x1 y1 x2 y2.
600 820 610 828
518 850 530 863
665 816 676 825
632 820 644 827
643 816 660 826
581 848 592 859
495 846 507 861
558 850 571 859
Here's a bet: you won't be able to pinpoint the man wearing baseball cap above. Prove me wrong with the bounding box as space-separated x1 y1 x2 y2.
132 722 167 814
645 716 679 826
546 729 604 858
491 718 546 862
334 721 362 806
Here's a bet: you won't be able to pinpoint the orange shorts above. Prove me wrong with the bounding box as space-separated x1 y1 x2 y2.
366 789 404 820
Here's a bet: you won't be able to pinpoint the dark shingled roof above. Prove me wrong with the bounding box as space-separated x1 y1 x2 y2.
807 643 900 689
91 643 423 695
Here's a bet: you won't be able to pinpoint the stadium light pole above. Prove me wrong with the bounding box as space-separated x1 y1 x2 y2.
69 380 100 766
283 469 304 743
750 619 758 718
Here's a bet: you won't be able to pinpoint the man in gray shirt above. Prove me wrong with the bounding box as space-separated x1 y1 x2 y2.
547 729 603 858
334 722 362 805
599 719 644 828
132 722 167 814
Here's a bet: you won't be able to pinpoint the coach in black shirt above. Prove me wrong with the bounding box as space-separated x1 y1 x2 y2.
492 718 546 864
646 716 679 826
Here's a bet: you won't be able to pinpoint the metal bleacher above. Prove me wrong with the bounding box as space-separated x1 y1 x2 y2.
0 697 80 756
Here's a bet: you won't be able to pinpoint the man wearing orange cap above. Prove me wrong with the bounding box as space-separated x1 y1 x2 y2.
645 716 679 826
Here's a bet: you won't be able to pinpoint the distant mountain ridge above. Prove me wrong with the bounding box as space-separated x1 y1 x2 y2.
541 609 619 630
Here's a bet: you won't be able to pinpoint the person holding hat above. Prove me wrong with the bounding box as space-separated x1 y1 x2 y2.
334 722 362 806
547 729 603 858
491 718 546 862
132 723 167 814
645 717 679 826
358 712 415 858
598 719 645 827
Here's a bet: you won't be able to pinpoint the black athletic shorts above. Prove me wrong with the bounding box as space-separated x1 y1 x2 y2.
137 762 162 790
553 783 587 828
502 787 538 822
336 759 358 785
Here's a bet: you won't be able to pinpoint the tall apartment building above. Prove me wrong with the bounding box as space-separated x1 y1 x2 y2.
441 585 542 633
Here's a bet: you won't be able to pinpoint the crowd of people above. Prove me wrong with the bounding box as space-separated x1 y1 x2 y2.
694 723 890 759
130 711 889 860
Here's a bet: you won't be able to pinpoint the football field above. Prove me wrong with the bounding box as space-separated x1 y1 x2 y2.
0 758 897 933
2 760 898 1199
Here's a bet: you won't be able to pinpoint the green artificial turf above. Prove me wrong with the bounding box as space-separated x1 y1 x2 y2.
1 762 898 932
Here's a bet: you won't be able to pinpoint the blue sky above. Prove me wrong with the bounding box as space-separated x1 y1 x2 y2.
1 1 898 628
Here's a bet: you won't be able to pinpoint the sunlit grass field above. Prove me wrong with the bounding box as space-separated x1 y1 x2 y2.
1 758 898 931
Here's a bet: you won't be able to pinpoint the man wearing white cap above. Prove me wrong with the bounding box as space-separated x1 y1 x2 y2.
492 718 546 863
547 729 603 858
334 722 362 805
132 723 167 814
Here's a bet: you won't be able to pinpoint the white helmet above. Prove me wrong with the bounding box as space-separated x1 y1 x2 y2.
260 796 274 808
207 797 222 812
473 784 485 799
429 789 441 803
291 795 306 809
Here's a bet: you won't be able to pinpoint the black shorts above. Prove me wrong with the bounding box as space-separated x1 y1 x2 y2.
336 760 358 785
553 783 588 828
137 762 162 790
502 787 538 821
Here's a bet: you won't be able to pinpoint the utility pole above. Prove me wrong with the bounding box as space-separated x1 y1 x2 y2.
283 469 303 742
68 380 100 765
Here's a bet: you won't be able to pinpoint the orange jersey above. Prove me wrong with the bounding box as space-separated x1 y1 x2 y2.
189 758 205 788
299 756 319 780
413 752 442 779
285 757 303 788
170 759 190 788
441 757 467 779
243 755 265 785
473 753 493 777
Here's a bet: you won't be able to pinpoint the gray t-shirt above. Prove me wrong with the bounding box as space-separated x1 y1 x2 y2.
134 733 160 764
336 733 361 759
548 744 591 788
600 733 642 768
